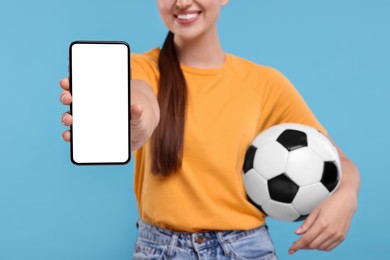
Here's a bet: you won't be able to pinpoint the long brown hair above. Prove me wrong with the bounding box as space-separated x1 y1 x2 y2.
151 31 188 176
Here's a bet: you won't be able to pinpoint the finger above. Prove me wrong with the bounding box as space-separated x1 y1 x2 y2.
324 240 341 252
60 90 72 105
131 104 143 126
289 218 323 254
316 238 335 251
61 112 73 126
306 232 330 250
289 236 315 254
62 130 71 142
60 78 70 91
295 208 320 235
316 226 347 251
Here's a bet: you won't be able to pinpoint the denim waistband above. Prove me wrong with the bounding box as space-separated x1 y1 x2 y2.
136 219 267 257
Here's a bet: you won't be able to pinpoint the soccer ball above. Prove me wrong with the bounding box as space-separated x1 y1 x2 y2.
243 123 341 222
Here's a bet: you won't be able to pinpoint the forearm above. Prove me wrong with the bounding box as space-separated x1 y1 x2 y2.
328 137 360 208
336 156 360 202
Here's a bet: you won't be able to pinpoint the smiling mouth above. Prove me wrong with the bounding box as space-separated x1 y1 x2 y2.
174 11 201 23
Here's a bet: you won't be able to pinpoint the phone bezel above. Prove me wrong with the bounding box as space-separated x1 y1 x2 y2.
69 40 131 165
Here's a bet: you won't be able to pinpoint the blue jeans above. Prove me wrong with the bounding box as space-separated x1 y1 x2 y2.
133 220 278 260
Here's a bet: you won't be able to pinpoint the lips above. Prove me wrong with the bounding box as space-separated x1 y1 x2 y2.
174 11 201 24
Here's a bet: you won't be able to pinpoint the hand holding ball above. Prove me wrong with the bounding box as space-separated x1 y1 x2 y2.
243 123 341 222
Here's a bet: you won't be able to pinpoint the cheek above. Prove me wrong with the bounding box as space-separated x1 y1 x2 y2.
204 6 221 24
202 1 222 18
157 0 165 10
157 0 175 11
157 0 174 27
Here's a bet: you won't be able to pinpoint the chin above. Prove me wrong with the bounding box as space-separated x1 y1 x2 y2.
174 29 207 42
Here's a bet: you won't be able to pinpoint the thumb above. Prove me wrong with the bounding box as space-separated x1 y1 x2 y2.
296 208 320 235
131 104 143 126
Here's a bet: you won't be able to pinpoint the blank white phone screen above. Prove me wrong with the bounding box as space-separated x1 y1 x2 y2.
70 42 130 164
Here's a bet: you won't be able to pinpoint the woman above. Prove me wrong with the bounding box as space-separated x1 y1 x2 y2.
60 0 360 259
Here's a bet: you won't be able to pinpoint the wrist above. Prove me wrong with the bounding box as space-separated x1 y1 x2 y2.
333 184 358 211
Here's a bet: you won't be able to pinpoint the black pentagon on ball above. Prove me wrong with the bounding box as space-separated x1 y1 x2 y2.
321 161 340 192
268 173 299 203
276 129 308 151
243 145 257 173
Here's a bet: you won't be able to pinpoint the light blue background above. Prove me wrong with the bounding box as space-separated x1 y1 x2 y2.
0 0 389 259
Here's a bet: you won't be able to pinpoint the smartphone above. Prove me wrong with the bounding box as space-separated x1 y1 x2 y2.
69 41 131 165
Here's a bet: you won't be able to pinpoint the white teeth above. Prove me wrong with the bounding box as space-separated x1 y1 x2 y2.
177 13 198 20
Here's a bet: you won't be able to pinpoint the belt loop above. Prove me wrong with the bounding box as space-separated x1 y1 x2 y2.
167 233 178 258
216 232 230 256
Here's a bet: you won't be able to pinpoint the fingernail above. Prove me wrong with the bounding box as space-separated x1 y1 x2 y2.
296 227 302 234
289 250 295 255
62 116 68 125
61 95 66 103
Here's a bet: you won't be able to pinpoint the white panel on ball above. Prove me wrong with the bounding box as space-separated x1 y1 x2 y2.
252 125 288 148
286 147 324 186
253 142 289 180
262 200 301 222
243 169 270 206
292 183 330 215
307 135 342 179
307 133 339 162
